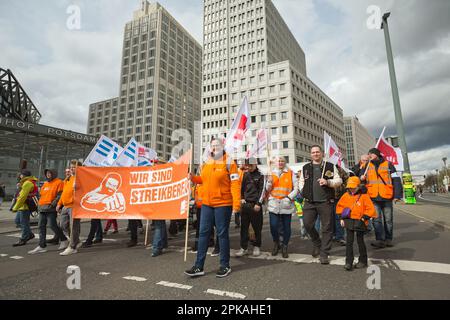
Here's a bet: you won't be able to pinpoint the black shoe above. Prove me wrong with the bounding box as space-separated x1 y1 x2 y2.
371 241 386 249
344 264 353 271
272 242 279 256
211 248 220 257
46 238 59 245
127 240 137 248
13 240 27 247
112 230 118 234
281 245 289 259
27 233 35 241
312 246 320 258
385 240 394 248
320 257 330 265
152 250 163 257
80 242 92 249
184 266 205 278
216 267 232 278
93 239 103 244
354 262 368 269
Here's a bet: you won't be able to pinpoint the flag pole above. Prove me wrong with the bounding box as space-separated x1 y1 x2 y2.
144 220 150 246
363 126 386 177
184 144 193 262
322 134 332 179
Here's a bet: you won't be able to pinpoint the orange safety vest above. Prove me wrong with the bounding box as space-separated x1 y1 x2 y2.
270 169 294 200
366 161 394 200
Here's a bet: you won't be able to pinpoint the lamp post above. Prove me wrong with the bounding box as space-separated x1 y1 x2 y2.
381 13 411 173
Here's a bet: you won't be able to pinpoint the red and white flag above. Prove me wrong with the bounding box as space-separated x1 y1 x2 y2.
225 96 251 154
324 131 348 171
377 135 405 172
247 128 270 159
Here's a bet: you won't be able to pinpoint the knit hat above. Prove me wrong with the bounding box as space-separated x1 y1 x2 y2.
368 148 382 158
20 170 32 177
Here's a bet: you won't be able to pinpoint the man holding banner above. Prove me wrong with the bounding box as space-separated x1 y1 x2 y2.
185 138 241 279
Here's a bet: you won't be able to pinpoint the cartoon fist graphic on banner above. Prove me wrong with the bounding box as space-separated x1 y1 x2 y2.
81 173 126 214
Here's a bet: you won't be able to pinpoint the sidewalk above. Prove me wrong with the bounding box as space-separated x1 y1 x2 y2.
395 202 450 230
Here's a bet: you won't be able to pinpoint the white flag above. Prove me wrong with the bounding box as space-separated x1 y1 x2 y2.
324 131 348 171
83 135 123 167
137 145 158 167
225 96 251 154
113 138 138 167
247 128 270 159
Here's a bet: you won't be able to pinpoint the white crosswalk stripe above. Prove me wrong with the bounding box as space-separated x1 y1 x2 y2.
123 276 147 282
206 289 246 299
157 281 192 290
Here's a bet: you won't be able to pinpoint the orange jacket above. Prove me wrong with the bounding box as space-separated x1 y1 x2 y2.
58 176 75 208
39 178 64 206
194 184 204 209
336 192 377 225
366 161 394 200
192 154 241 212
238 169 246 184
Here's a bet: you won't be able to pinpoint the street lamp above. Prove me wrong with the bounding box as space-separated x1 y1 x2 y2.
381 13 411 173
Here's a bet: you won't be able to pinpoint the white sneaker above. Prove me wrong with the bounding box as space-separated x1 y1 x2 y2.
58 241 68 250
60 247 77 256
235 248 248 257
253 246 261 257
28 246 47 255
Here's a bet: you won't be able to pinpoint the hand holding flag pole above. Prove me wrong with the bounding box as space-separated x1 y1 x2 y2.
363 127 386 178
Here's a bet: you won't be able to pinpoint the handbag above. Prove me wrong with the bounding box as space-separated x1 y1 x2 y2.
341 194 362 219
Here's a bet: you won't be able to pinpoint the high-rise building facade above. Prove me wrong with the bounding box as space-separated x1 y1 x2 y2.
202 0 345 164
344 116 374 168
88 1 202 161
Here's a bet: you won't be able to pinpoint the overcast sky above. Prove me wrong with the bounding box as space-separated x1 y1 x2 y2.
1 0 449 176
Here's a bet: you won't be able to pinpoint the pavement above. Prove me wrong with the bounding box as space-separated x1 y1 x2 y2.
0 195 450 300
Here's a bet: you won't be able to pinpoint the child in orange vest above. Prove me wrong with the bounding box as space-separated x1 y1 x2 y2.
336 177 377 271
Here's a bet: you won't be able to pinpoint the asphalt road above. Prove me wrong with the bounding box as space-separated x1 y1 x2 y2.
1 208 450 300
418 193 450 208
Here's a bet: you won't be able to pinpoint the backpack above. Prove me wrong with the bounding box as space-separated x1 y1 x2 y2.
25 180 39 213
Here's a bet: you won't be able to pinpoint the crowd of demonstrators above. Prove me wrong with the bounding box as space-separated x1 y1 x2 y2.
357 148 403 249
185 137 241 278
299 145 343 265
235 158 265 258
7 142 404 275
336 177 377 271
266 157 299 258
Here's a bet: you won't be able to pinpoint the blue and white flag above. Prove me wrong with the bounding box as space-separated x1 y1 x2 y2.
137 144 158 167
84 135 123 167
113 138 138 167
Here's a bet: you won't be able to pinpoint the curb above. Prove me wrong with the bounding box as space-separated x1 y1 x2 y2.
396 206 450 231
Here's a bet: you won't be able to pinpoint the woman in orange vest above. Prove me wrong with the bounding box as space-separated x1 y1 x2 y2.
185 137 241 278
336 177 377 271
266 156 298 258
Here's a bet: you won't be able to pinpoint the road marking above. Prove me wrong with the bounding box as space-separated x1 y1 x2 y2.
123 276 147 282
206 289 246 299
102 239 117 242
99 272 111 276
371 259 450 275
157 281 192 290
6 233 55 240
1 254 8 257
266 298 280 300
10 256 24 260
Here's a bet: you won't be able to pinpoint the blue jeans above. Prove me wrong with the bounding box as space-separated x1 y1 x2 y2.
373 201 394 241
152 220 168 254
18 211 32 241
15 211 21 227
39 212 67 248
269 213 292 246
195 205 232 269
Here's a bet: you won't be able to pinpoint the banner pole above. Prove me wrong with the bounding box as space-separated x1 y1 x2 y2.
322 135 332 179
144 220 150 246
184 145 193 262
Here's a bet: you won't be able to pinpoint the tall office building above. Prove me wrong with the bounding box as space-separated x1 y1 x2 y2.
202 0 346 164
88 1 202 161
344 116 374 168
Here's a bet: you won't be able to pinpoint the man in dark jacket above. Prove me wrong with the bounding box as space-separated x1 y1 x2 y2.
360 148 403 248
235 158 265 257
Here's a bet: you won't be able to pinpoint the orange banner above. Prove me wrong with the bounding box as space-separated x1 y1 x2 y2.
73 151 191 220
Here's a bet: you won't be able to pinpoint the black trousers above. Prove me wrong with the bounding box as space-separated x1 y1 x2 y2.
240 203 263 249
303 201 333 258
129 219 139 242
346 229 367 265
85 219 103 244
